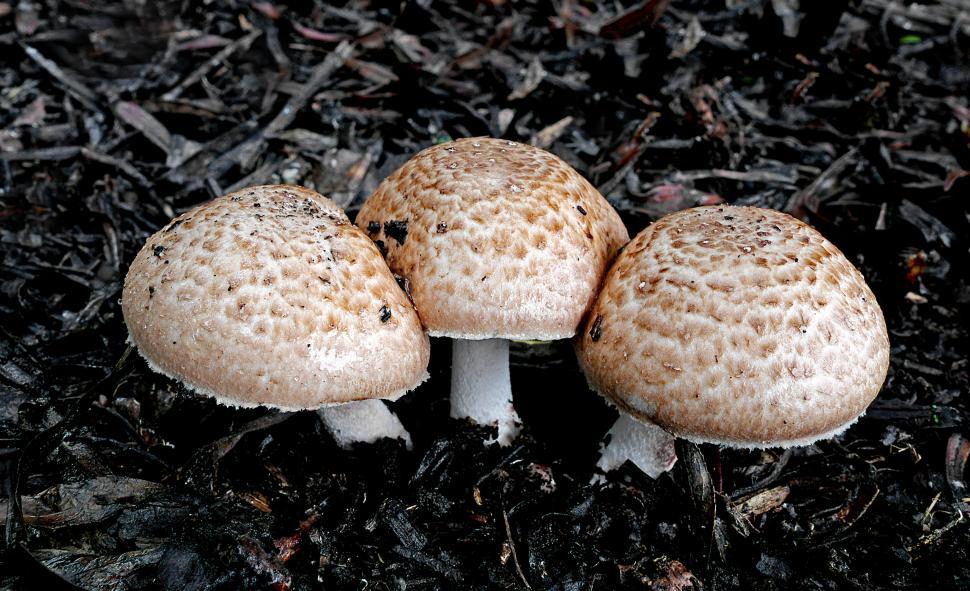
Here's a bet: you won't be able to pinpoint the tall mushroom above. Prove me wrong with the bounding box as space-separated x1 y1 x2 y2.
576 205 890 476
122 185 430 448
357 138 629 444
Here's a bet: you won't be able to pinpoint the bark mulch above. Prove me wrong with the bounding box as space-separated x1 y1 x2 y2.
1 1 968 589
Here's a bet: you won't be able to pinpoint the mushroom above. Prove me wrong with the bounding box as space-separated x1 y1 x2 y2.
576 205 890 476
357 137 629 444
122 185 430 448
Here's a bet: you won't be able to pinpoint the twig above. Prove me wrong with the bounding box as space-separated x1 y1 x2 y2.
817 485 881 547
670 168 799 185
906 510 965 552
263 41 354 137
784 148 858 217
162 29 262 100
530 116 573 149
945 434 970 513
224 154 288 194
678 440 720 560
729 449 792 498
0 147 81 161
502 505 531 589
207 41 353 178
599 0 670 39
112 101 201 168
21 45 100 111
81 148 152 188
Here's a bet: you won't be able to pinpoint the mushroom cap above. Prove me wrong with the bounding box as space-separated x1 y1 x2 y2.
576 205 890 448
356 137 629 341
122 185 430 411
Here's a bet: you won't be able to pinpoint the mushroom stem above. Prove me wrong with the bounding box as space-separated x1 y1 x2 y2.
449 338 522 445
597 414 678 478
318 399 412 450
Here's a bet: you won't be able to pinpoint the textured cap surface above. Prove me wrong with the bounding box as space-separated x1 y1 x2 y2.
576 205 890 447
356 137 629 340
122 185 430 410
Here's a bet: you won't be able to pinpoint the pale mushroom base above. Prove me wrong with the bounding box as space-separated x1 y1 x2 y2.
448 338 522 446
597 408 869 479
318 399 413 450
597 414 678 478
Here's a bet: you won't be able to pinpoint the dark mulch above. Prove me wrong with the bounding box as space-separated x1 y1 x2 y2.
1 0 968 589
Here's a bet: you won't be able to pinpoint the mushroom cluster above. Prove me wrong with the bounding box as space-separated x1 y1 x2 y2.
122 142 889 478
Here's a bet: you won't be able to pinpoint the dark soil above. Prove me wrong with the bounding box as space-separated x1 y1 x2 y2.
1 1 969 589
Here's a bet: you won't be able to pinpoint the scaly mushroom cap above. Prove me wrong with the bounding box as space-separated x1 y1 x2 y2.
576 205 890 447
122 185 430 410
356 137 629 340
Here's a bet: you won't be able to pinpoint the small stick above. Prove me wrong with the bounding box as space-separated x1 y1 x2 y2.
162 30 262 100
502 505 531 589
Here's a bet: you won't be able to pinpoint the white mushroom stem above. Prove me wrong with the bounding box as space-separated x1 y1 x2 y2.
450 338 522 445
597 414 678 478
318 399 412 450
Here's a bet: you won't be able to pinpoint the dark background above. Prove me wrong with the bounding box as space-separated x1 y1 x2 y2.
1 0 968 589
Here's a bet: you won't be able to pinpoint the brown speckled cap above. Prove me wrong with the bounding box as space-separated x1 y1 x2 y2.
356 137 629 340
122 185 430 410
576 205 890 447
